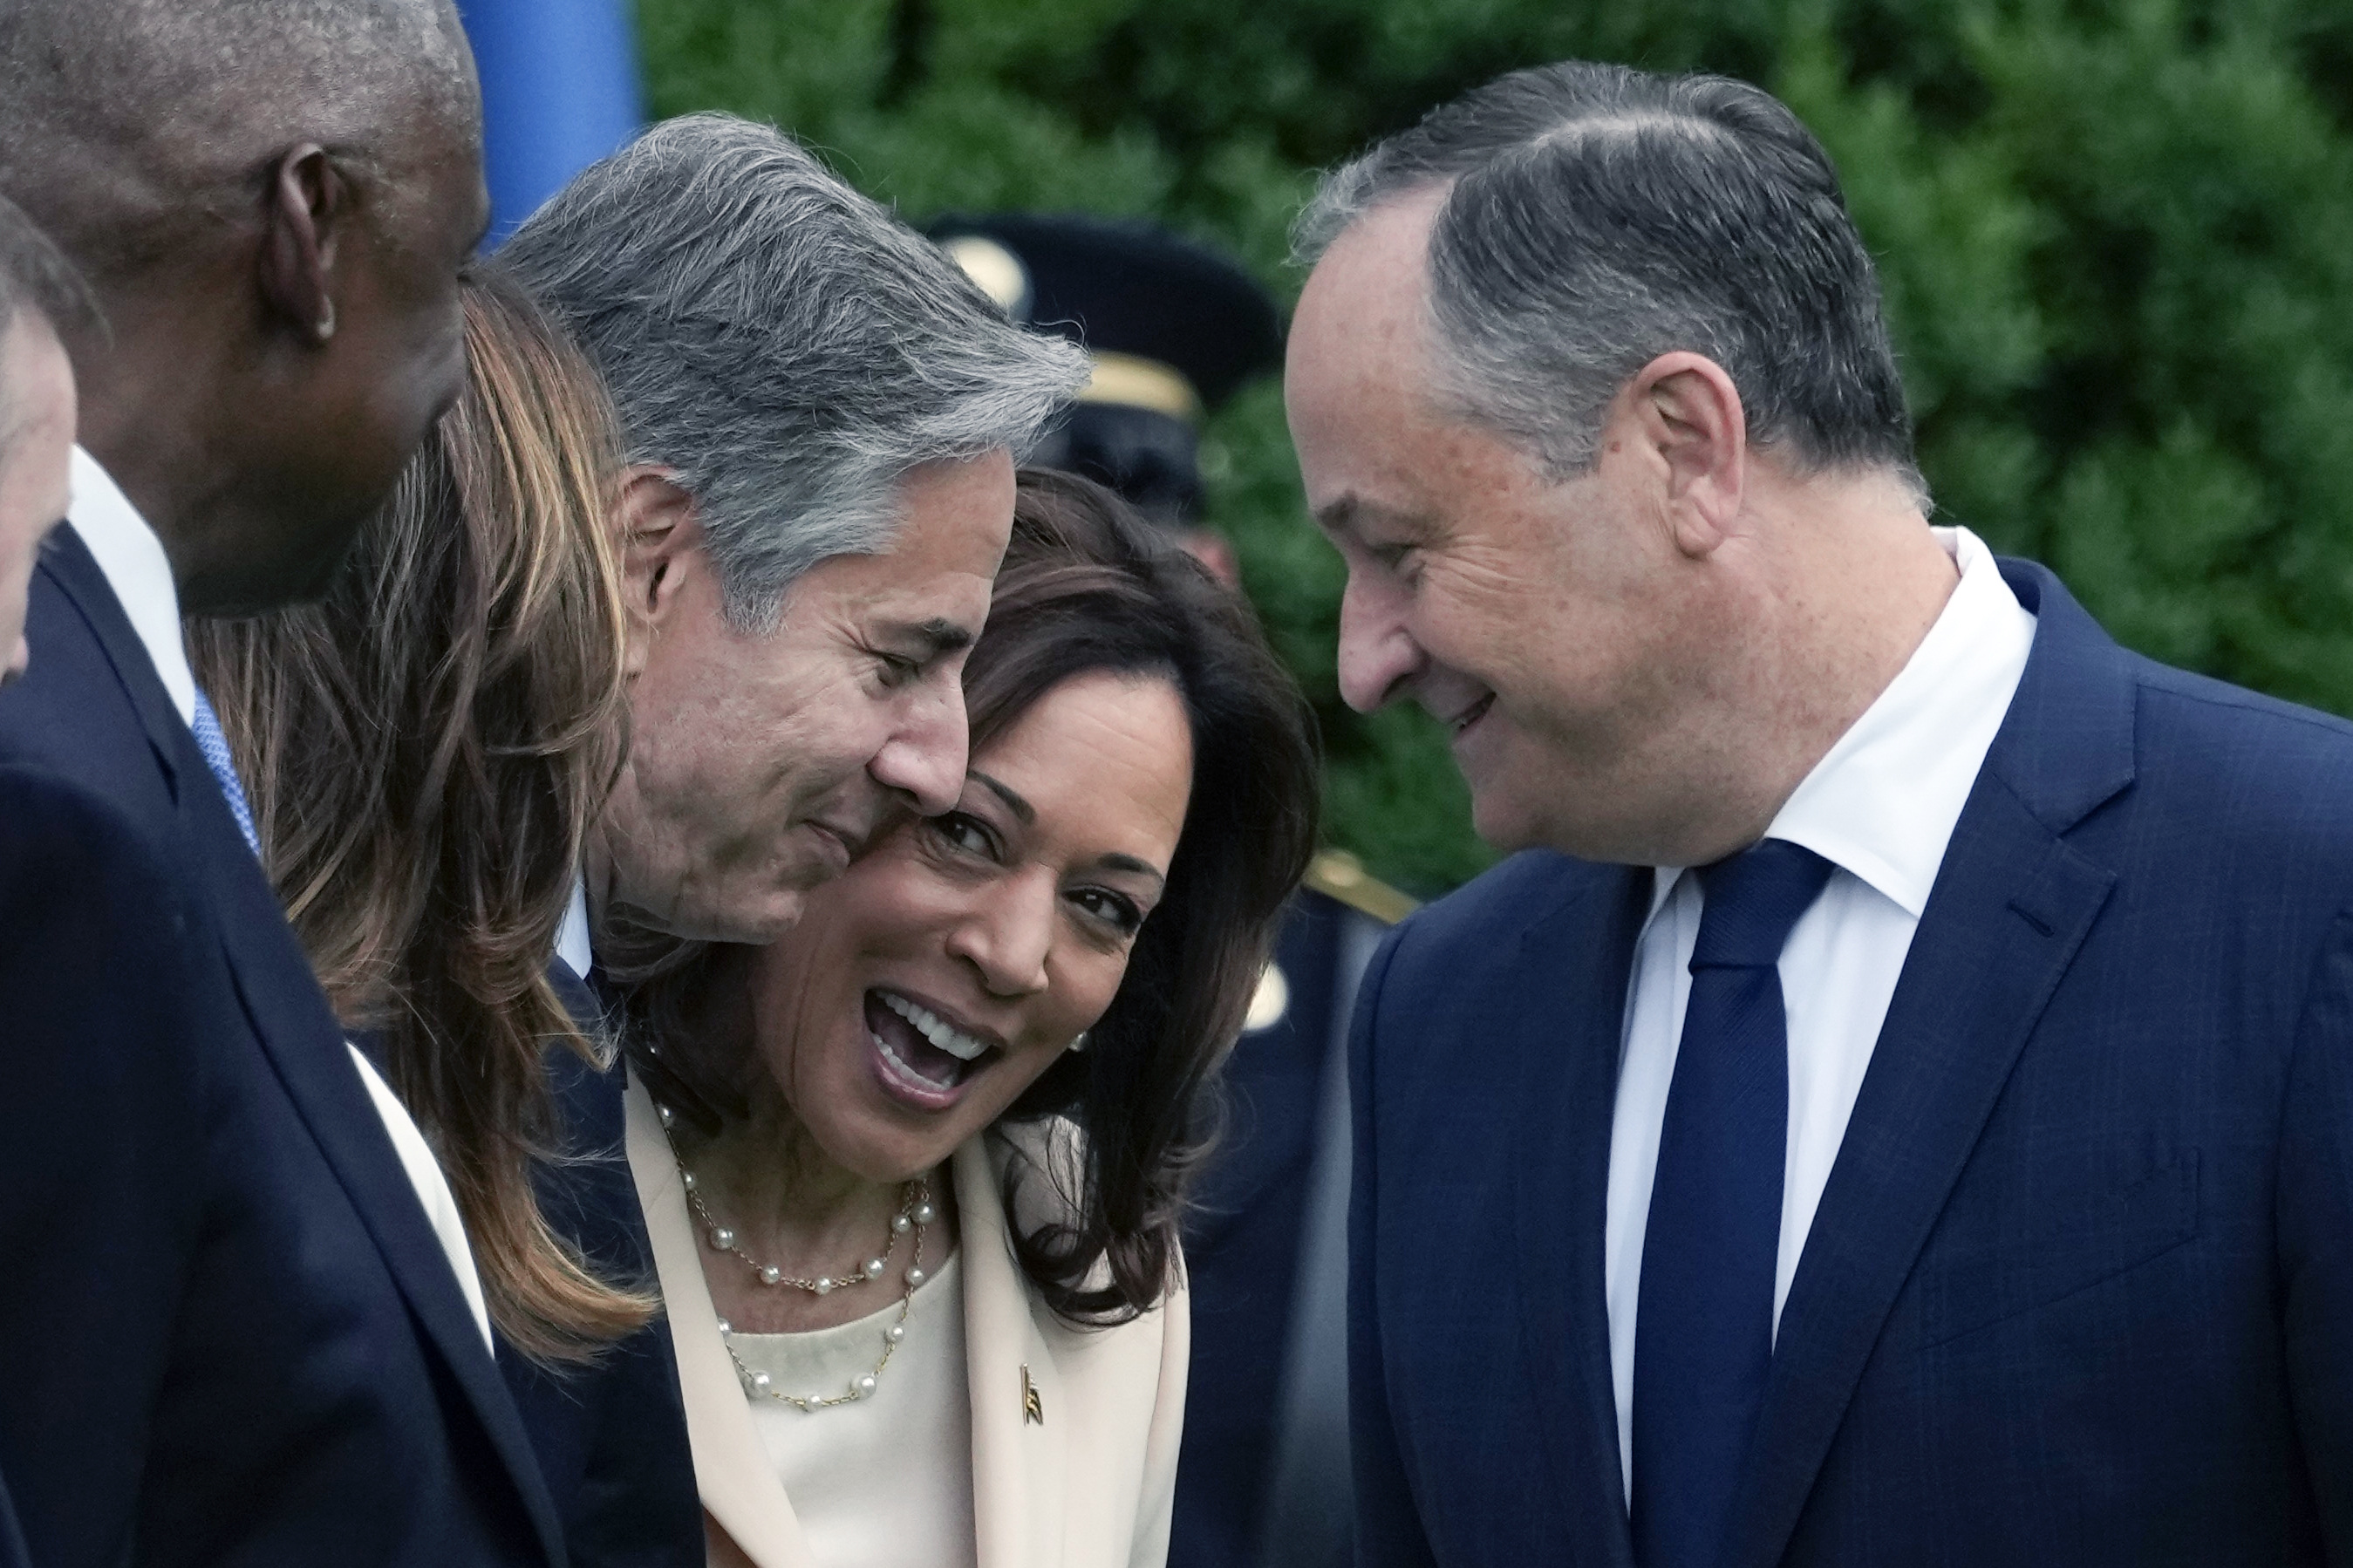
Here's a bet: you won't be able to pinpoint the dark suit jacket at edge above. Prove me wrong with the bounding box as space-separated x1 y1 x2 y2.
0 525 564 1568
1347 558 2353 1567
0 1468 30 1568
500 961 704 1568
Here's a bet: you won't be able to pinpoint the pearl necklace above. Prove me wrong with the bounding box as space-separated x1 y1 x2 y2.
657 1101 934 1413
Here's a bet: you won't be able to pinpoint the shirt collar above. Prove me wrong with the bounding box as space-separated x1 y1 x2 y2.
1646 525 2038 924
67 446 196 727
555 874 593 981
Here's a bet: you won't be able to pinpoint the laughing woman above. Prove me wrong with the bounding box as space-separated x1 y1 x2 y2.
611 468 1319 1568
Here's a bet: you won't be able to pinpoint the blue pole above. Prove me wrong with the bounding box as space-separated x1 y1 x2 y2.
454 0 645 246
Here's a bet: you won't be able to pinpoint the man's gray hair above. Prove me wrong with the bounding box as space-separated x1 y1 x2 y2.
0 0 478 282
0 190 99 447
501 113 1089 633
0 193 97 343
1296 62 1921 495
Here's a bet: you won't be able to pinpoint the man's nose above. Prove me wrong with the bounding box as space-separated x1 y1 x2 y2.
1335 571 1423 713
870 679 969 815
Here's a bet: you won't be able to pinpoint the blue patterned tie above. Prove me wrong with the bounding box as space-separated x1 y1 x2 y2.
189 686 261 858
1631 838 1832 1568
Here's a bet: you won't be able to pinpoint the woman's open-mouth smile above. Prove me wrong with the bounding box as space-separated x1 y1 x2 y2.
863 987 1003 1111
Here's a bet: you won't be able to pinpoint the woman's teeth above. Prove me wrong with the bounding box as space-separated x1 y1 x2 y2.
878 992 989 1062
876 1036 956 1094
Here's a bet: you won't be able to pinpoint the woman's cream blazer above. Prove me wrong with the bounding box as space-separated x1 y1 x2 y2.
623 1076 1190 1568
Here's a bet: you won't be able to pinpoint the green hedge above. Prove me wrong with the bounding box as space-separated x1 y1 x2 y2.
636 0 2353 897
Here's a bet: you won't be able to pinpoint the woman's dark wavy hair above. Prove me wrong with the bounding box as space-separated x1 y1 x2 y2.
626 467 1320 1324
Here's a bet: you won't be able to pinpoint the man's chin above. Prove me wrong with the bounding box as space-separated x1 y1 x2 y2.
1475 788 1695 869
704 884 811 946
1462 738 1552 856
604 883 810 948
1461 729 1642 863
1469 788 1551 857
1469 762 1620 862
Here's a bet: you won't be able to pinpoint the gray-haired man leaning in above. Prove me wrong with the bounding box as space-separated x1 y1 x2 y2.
501 112 1087 958
488 115 1086 1558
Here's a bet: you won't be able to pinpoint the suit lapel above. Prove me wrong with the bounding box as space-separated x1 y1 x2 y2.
624 1074 819 1568
960 1135 1066 1568
36 526 187 795
1726 560 2136 1568
1511 864 1650 1568
45 524 566 1565
201 816 566 1565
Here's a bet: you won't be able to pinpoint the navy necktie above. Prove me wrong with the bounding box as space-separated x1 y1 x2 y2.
189 685 261 858
1631 838 1832 1568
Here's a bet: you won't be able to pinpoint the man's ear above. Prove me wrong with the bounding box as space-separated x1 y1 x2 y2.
616 464 701 678
1622 351 1747 559
255 145 351 346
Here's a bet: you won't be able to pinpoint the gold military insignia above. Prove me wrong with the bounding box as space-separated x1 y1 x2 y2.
1303 849 1418 925
1021 1363 1045 1426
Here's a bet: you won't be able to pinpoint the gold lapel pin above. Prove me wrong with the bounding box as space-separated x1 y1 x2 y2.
1021 1364 1045 1427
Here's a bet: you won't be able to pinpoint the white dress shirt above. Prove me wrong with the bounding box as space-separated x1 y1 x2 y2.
68 447 494 1350
1603 525 2037 1500
556 874 592 982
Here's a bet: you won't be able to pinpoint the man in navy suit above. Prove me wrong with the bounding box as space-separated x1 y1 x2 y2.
1286 60 2353 1567
0 172 86 1568
0 4 569 1565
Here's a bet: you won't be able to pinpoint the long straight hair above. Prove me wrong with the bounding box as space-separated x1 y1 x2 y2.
188 265 651 1361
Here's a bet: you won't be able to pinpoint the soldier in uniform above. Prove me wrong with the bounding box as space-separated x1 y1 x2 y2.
937 213 1414 1568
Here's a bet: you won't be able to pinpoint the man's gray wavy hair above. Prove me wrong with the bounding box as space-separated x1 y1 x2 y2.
501 113 1089 633
1292 63 1920 496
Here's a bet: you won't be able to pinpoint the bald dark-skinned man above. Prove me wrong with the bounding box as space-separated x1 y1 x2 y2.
0 5 564 1567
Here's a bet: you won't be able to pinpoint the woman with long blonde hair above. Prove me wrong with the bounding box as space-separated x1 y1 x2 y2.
188 264 703 1566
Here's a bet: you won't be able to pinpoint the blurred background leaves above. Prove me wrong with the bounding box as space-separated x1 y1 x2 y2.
636 0 2353 896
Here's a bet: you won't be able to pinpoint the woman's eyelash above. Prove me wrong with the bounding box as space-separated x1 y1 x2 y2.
1074 888 1144 933
931 812 997 857
924 817 1145 931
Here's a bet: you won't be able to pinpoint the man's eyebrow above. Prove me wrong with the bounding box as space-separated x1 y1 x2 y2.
1311 494 1363 535
971 769 1033 824
879 617 976 658
1313 494 1429 538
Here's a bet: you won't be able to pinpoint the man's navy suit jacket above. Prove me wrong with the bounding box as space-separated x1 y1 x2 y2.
499 964 704 1568
1348 560 2353 1566
0 526 565 1568
0 1473 29 1568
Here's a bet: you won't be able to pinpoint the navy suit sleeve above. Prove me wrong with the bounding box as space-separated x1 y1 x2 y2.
0 1468 30 1568
1348 922 1441 1568
2280 907 2353 1558
0 766 209 1558
502 1012 703 1568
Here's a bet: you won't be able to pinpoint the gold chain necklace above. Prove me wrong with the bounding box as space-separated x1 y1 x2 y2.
658 1101 934 1413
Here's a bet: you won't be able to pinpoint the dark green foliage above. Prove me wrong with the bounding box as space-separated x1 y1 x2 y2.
636 0 2353 896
